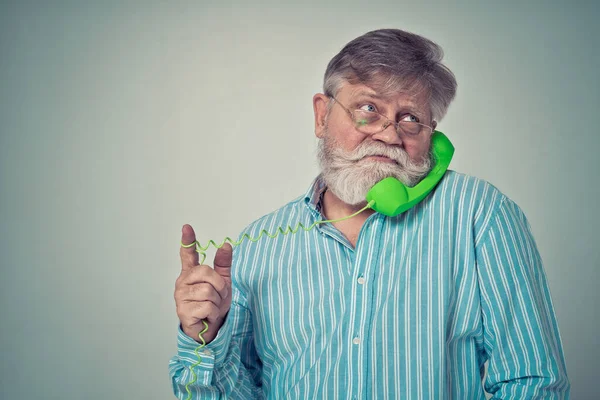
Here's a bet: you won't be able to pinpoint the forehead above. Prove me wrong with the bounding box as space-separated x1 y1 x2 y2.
339 83 430 111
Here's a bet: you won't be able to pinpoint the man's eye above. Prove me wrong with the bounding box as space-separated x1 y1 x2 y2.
359 104 377 113
401 114 419 123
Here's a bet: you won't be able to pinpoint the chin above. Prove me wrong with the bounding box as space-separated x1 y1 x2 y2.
326 163 404 206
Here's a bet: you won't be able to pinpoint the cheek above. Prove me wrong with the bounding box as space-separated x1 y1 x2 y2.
328 126 367 152
403 141 430 161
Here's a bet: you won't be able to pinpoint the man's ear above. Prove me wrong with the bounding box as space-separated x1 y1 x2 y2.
313 93 330 139
432 120 438 131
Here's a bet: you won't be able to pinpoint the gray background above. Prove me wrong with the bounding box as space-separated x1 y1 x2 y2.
1 1 598 399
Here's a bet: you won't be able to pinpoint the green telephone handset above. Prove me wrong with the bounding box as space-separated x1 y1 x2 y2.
366 130 454 217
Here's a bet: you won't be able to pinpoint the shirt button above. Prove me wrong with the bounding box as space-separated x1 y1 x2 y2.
352 337 361 345
357 276 365 285
203 349 212 356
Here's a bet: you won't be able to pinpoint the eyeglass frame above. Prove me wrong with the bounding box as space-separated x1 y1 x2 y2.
328 96 435 137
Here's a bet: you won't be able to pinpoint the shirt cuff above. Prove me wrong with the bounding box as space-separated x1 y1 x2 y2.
176 325 217 386
177 317 233 369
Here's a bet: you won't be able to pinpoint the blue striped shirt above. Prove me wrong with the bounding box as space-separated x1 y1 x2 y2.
170 171 569 399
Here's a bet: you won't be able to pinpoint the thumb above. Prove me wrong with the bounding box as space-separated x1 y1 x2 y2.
213 243 233 281
180 224 199 271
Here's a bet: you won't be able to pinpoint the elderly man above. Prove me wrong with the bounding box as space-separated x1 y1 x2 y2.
170 29 570 399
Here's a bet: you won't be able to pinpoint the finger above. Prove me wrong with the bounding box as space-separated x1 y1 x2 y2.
180 224 199 271
182 265 229 301
179 283 222 306
181 301 221 325
214 243 233 281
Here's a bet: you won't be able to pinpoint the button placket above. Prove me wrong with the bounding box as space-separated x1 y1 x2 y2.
352 214 385 400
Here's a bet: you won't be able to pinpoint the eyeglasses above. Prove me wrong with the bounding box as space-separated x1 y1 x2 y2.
330 97 434 137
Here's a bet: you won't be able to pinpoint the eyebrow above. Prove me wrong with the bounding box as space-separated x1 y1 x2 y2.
351 91 421 114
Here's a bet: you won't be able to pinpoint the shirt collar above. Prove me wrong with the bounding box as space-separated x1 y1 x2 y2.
303 174 327 214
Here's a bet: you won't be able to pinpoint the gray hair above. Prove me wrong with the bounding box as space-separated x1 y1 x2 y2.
323 29 457 122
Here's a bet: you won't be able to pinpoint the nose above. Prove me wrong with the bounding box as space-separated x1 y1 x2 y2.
370 121 403 146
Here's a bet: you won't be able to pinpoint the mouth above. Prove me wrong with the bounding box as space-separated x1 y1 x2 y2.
362 155 398 164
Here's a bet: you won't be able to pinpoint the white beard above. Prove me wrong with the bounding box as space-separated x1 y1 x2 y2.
317 132 433 206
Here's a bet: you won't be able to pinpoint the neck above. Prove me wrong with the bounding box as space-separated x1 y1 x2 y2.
321 188 375 247
321 189 374 220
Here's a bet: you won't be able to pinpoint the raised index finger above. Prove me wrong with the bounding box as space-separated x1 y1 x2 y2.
180 224 199 270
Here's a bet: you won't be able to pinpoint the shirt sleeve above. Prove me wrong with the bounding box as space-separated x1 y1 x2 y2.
475 196 570 399
169 283 263 399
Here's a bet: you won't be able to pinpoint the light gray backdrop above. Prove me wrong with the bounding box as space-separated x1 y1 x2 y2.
1 1 598 399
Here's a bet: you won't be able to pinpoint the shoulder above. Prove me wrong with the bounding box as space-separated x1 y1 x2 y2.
434 170 507 210
432 170 515 245
231 192 308 259
239 195 307 237
437 170 504 201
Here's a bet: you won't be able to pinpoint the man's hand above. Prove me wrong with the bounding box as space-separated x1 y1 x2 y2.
175 224 232 344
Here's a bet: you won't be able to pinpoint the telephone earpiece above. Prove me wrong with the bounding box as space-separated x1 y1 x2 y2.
366 130 454 217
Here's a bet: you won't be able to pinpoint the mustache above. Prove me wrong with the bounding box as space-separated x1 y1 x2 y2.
330 140 416 166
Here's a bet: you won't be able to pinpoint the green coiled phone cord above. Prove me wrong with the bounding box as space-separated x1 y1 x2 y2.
179 199 374 399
